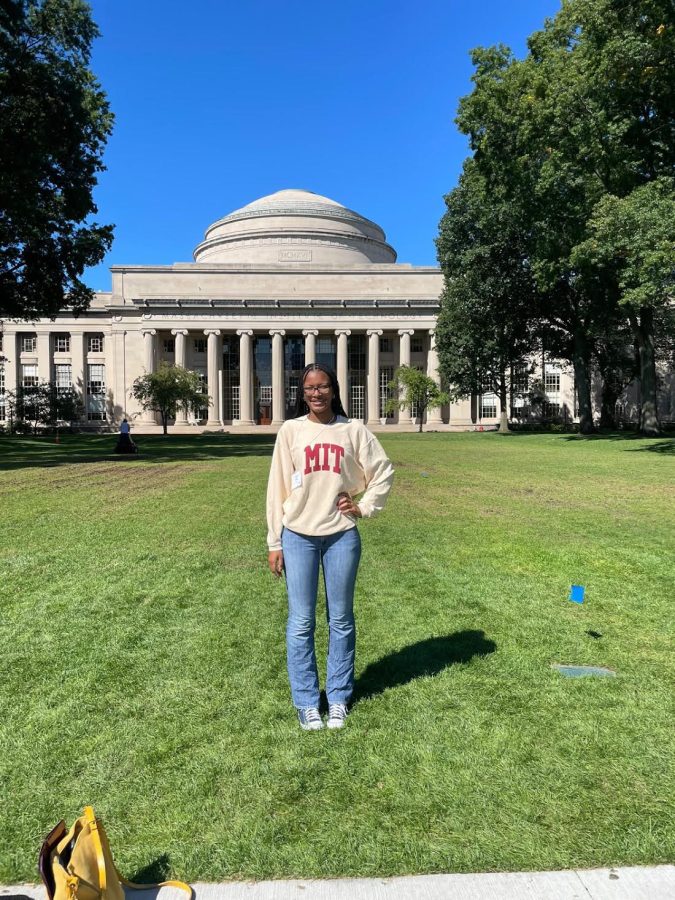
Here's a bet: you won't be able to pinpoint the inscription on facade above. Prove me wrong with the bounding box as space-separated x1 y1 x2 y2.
279 248 312 262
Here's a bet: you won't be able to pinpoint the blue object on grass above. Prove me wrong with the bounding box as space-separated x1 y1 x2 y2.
552 664 615 678
569 584 585 603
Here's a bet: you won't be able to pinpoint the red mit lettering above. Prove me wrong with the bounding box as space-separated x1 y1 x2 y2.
304 442 345 475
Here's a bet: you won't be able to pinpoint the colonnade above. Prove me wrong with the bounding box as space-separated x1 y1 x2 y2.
140 326 444 426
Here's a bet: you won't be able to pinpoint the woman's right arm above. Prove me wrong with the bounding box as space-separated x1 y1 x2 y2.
266 426 293 573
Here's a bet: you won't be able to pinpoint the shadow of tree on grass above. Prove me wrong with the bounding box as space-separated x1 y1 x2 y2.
0 434 276 471
625 439 675 455
559 432 675 453
353 630 497 704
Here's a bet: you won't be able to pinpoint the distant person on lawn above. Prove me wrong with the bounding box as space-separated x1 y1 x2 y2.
266 363 394 731
115 418 137 454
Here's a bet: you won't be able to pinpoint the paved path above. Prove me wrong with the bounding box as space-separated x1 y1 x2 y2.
3 866 675 900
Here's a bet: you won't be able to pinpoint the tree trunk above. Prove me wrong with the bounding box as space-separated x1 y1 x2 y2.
418 405 424 433
572 330 595 434
498 375 510 432
161 410 168 435
634 307 660 436
599 379 619 429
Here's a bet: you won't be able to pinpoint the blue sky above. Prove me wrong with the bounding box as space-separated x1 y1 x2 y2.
85 0 562 290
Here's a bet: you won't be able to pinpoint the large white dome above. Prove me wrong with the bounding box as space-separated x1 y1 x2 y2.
193 189 397 265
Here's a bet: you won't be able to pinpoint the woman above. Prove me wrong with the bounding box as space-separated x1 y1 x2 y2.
266 363 394 731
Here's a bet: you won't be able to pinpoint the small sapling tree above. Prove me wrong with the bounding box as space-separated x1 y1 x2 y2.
131 363 208 435
385 366 449 433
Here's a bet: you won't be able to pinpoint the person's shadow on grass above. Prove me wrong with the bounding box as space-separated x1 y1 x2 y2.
352 630 497 704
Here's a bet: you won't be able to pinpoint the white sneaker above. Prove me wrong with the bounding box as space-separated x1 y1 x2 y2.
297 707 323 731
327 703 349 729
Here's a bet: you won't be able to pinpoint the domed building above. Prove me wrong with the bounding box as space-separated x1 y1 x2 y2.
0 189 583 430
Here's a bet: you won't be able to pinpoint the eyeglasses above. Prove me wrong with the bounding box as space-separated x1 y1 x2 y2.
303 383 332 394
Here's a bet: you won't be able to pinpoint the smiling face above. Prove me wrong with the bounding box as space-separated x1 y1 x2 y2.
303 368 335 418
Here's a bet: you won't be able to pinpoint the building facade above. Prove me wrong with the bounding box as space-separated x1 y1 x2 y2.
1 188 667 431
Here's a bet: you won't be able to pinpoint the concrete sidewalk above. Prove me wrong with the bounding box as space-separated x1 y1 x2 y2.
3 866 675 900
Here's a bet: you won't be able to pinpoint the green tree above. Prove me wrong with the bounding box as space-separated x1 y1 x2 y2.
385 366 449 433
436 160 539 432
572 178 675 433
0 0 114 320
454 1 674 434
12 381 81 433
526 0 674 435
455 44 604 433
131 363 208 435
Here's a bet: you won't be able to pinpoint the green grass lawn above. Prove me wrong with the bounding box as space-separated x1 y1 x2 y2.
0 431 673 882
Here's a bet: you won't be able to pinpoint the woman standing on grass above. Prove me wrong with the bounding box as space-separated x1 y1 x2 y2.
266 363 394 731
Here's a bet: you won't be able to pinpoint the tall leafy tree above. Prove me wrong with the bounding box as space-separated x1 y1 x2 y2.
455 44 604 433
525 0 675 435
436 159 539 431
0 0 114 320
573 178 675 433
452 1 674 434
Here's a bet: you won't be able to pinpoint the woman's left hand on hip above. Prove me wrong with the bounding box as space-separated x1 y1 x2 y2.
337 493 362 518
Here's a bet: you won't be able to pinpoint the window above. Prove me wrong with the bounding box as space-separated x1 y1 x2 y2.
511 367 529 394
230 385 240 421
194 338 207 354
348 334 366 372
22 364 38 387
259 384 272 404
193 371 208 420
22 335 37 353
351 384 365 420
480 393 497 418
542 401 561 418
544 367 561 393
379 337 392 354
411 335 424 353
88 335 104 353
380 366 394 419
286 375 299 407
54 364 72 393
54 334 70 353
87 364 106 420
163 338 175 354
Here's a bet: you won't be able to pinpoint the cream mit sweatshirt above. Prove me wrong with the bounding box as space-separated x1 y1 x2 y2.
266 415 395 550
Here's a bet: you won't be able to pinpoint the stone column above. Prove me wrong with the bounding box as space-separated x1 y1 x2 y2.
142 328 157 373
449 397 474 427
303 329 318 366
104 330 115 423
237 330 254 425
270 329 286 425
112 328 127 424
427 330 443 425
141 329 158 424
366 329 383 426
335 329 351 415
71 332 86 419
204 329 222 427
3 332 18 409
397 329 414 425
37 331 51 383
172 329 189 424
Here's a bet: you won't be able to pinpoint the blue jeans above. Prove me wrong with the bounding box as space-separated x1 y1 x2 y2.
282 526 362 709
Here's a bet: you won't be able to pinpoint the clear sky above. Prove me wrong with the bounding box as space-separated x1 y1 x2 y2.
84 0 562 290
